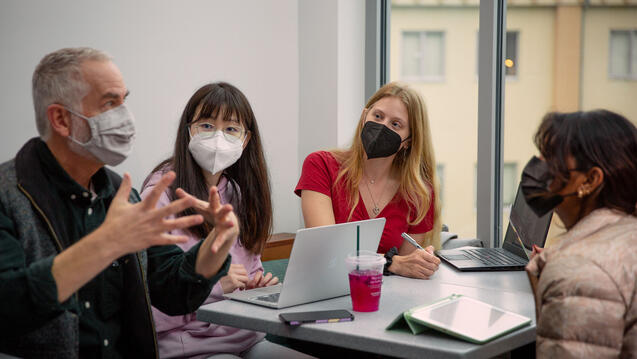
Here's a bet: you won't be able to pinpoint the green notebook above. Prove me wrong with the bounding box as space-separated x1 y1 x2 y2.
387 294 531 344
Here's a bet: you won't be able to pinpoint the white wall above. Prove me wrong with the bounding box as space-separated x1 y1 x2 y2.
298 0 339 163
296 0 367 226
297 0 366 168
337 0 367 148
0 0 300 233
0 0 367 234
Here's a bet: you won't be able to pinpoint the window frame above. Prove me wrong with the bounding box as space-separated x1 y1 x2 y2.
609 29 637 80
400 30 446 82
504 30 519 79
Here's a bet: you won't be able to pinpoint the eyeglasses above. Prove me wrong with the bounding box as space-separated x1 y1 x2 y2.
190 122 247 143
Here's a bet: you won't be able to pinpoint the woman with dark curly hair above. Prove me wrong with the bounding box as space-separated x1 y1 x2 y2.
522 109 637 357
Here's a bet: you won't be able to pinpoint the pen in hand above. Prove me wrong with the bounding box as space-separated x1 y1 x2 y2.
401 232 425 251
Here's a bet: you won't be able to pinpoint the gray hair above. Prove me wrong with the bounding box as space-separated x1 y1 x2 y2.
32 47 112 140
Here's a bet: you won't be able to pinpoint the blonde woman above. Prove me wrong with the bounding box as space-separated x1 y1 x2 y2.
295 82 442 279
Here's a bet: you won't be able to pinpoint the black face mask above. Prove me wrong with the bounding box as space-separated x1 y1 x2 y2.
361 121 405 159
520 156 576 217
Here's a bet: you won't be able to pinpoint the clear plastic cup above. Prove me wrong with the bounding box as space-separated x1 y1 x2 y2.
345 250 386 312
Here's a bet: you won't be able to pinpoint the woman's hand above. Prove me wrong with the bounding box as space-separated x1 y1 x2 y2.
177 186 239 254
246 271 279 290
175 186 221 225
531 244 544 259
185 185 239 278
389 246 440 279
219 264 250 293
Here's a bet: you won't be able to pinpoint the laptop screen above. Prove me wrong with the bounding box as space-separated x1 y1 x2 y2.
502 186 553 258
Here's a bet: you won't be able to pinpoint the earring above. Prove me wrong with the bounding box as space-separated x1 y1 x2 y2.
577 186 589 198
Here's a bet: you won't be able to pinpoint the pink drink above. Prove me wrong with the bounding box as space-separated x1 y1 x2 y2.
348 269 383 312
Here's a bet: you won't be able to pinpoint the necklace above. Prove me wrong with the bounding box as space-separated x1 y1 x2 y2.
364 178 382 216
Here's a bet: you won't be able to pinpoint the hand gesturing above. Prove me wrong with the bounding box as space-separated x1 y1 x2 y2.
102 171 204 256
175 185 239 253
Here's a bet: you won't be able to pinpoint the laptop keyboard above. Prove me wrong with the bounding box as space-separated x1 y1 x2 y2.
462 248 526 266
254 292 280 303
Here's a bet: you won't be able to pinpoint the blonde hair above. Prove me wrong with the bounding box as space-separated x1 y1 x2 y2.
331 82 442 249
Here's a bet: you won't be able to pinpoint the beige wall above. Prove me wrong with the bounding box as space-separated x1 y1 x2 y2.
391 7 479 237
391 7 556 239
504 8 556 163
553 5 583 111
392 4 636 241
504 8 559 241
581 7 637 123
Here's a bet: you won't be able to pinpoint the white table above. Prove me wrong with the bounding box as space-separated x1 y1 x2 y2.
197 264 535 359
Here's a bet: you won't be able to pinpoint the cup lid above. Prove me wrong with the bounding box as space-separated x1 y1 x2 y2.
345 250 386 265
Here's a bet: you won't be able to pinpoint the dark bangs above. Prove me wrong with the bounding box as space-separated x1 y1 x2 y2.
188 84 253 128
160 82 273 254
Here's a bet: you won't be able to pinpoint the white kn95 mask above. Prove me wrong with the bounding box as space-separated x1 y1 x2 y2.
188 131 244 175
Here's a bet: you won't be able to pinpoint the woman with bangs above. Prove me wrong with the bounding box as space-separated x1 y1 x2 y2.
142 82 309 358
295 82 442 279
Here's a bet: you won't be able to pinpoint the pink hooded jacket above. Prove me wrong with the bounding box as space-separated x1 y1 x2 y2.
141 171 265 358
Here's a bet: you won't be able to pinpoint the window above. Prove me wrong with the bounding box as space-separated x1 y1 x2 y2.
477 31 518 77
505 31 518 77
401 31 445 81
609 30 637 80
502 163 517 207
436 164 444 204
388 2 637 247
473 162 516 208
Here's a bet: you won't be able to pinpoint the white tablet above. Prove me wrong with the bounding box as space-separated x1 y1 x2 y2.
407 294 531 344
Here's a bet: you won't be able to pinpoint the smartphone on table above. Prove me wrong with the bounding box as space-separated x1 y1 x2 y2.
279 309 354 326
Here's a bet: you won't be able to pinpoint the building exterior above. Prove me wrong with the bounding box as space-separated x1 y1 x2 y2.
390 0 637 240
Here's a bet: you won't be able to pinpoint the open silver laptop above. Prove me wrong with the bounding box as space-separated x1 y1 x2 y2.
223 218 386 309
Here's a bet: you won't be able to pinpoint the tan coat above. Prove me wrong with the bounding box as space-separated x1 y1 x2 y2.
526 208 637 358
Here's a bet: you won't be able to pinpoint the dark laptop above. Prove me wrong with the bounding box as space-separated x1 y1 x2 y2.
436 185 553 271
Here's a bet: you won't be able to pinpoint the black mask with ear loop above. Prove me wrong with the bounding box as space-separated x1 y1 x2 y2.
361 121 409 159
521 156 577 217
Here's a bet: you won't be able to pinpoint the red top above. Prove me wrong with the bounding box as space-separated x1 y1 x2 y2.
295 151 434 254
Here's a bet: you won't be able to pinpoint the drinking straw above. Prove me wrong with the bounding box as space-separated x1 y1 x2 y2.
356 225 360 271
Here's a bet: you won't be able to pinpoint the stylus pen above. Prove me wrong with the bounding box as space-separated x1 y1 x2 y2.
401 232 424 250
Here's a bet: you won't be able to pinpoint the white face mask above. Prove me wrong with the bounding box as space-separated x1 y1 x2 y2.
66 104 136 166
188 131 244 175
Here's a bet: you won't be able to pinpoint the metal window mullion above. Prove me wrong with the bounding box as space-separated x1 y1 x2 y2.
365 0 390 100
477 0 506 248
380 0 389 86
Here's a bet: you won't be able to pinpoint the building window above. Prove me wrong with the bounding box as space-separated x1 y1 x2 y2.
476 31 518 77
473 162 517 208
609 30 637 80
505 31 518 77
502 162 517 207
436 163 444 204
401 31 445 81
